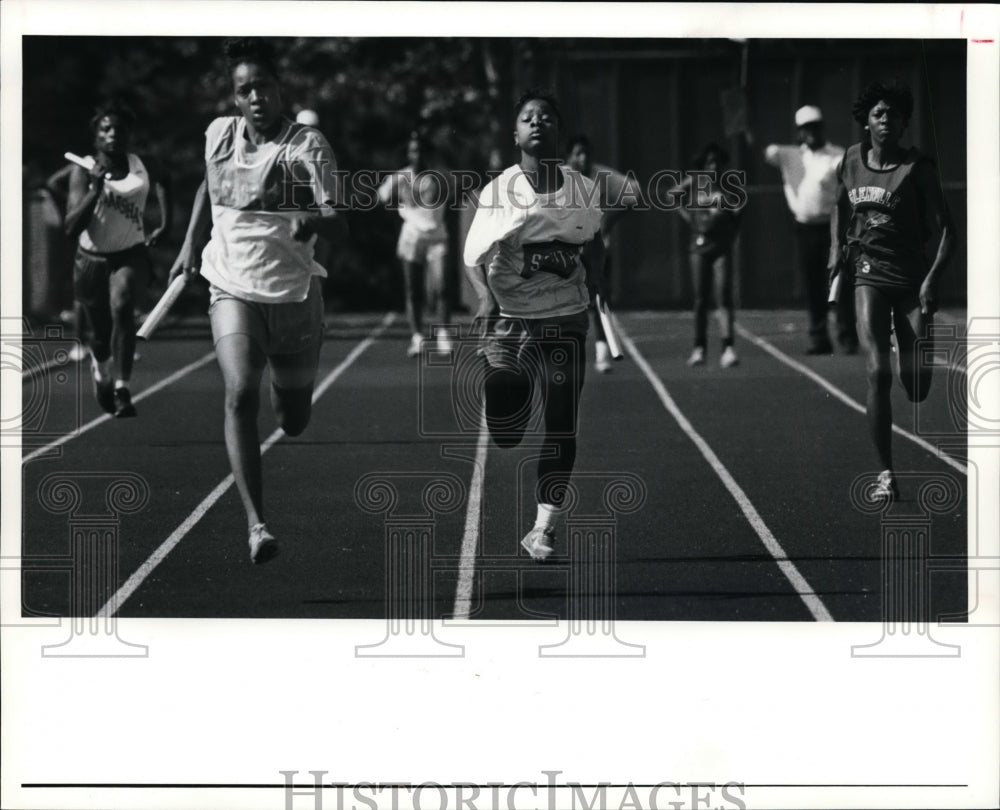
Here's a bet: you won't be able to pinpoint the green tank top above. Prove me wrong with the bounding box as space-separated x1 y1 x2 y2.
838 142 932 288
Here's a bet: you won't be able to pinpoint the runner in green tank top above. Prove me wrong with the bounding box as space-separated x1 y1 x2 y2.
829 80 955 501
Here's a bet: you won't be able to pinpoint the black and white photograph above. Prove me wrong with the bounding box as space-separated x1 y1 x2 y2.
3 3 998 810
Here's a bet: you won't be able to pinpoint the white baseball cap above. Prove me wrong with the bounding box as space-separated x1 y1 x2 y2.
794 105 823 127
296 109 320 127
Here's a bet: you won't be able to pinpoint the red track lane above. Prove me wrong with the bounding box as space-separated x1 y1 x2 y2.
19 310 969 622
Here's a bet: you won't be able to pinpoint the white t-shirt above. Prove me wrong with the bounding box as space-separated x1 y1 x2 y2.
79 153 149 253
377 166 449 241
764 142 844 224
200 116 340 303
463 165 603 319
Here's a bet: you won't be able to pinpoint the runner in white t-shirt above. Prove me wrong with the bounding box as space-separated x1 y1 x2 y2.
464 89 604 561
378 133 452 356
64 99 171 418
169 39 347 564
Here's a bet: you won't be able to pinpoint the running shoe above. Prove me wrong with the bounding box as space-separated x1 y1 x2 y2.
520 525 555 561
720 346 740 368
406 333 424 358
687 346 706 367
91 365 115 414
114 386 137 418
595 340 612 373
248 522 278 564
872 469 899 502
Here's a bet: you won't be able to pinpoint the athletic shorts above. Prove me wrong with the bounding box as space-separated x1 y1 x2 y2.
482 311 588 371
209 276 324 356
852 251 922 299
73 243 150 302
397 228 447 268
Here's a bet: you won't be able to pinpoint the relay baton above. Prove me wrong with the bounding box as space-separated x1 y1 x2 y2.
64 151 111 180
137 274 187 340
594 293 624 360
828 272 841 305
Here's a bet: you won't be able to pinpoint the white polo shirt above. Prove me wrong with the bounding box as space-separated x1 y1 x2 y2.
764 142 844 224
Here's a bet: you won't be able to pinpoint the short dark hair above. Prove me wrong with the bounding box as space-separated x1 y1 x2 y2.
852 80 913 125
692 141 729 169
514 88 561 124
223 38 279 80
89 98 136 133
566 134 591 154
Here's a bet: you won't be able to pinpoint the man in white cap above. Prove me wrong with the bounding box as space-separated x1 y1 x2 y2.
765 105 856 354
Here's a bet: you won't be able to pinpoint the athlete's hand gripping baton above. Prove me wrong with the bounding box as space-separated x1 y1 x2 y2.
64 151 111 180
137 274 187 340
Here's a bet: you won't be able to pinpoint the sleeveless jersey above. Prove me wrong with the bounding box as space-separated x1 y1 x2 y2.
686 185 739 255
79 153 149 253
463 165 603 319
200 116 340 304
838 143 932 289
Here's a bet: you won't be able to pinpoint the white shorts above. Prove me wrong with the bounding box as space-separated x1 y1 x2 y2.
397 228 447 268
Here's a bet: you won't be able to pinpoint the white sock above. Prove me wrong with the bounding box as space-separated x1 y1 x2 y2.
114 379 129 390
91 357 112 382
534 502 563 531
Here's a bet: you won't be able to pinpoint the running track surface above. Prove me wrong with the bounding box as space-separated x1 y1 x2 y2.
17 308 970 622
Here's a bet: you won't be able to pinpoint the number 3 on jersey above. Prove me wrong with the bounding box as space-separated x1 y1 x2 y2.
521 241 581 279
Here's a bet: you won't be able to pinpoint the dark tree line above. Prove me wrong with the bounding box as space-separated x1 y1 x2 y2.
23 36 550 310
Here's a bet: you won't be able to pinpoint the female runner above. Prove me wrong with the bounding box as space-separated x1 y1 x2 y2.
463 89 605 560
65 99 171 417
170 39 346 562
830 80 954 499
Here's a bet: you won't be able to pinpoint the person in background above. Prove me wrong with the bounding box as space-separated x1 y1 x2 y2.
565 134 641 372
378 131 453 356
44 163 89 360
64 99 171 417
765 105 856 355
678 142 741 368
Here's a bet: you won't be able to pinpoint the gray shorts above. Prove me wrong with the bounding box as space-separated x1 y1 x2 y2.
209 276 324 357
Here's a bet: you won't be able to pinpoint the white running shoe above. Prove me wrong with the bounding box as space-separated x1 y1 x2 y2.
435 329 454 354
520 525 555 561
687 346 706 367
248 522 278 564
871 470 899 502
595 340 612 373
406 333 424 358
720 346 739 368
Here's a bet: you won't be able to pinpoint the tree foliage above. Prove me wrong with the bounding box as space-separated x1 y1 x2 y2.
24 36 543 309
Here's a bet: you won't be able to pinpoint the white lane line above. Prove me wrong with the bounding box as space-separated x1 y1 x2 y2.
22 351 217 464
619 325 834 622
735 324 967 475
97 313 395 618
452 409 489 620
